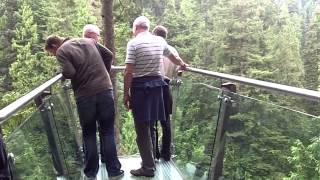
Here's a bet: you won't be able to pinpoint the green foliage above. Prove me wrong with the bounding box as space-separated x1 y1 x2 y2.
1 0 320 179
0 0 18 108
3 90 83 179
114 22 132 64
119 112 138 155
285 137 320 180
115 1 320 178
1 0 97 122
5 111 56 179
0 0 97 177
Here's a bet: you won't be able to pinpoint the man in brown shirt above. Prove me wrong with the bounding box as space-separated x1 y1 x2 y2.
45 35 123 179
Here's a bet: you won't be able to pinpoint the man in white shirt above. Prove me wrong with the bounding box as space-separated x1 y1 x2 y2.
124 16 187 177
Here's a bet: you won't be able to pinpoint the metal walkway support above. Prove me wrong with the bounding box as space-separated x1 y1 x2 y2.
209 83 237 180
35 92 67 176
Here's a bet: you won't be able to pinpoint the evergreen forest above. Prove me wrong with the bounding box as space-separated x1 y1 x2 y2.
0 0 320 179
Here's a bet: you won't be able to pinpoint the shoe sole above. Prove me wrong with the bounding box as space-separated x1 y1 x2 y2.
130 173 154 177
109 172 124 180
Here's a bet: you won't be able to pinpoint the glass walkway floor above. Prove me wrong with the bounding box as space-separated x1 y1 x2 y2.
80 155 184 180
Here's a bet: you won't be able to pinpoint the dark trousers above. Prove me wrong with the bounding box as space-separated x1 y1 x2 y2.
76 90 121 177
0 137 12 180
98 125 105 163
151 81 172 159
151 115 171 158
134 121 155 172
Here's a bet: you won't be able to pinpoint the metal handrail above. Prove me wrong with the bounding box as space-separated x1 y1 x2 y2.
0 74 63 123
0 67 126 124
111 65 125 71
1 66 319 123
80 65 320 100
186 67 320 101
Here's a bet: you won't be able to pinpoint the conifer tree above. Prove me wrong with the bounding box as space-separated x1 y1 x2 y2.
0 0 18 108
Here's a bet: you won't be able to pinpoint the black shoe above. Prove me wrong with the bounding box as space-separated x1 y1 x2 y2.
161 154 171 161
100 159 106 164
155 151 161 159
108 170 124 180
130 168 154 177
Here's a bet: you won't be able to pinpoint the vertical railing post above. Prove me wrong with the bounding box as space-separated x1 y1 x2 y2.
209 82 236 180
34 92 67 176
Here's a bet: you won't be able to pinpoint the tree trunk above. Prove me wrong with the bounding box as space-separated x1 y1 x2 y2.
101 0 121 148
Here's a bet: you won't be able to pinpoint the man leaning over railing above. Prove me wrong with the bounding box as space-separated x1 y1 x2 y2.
44 35 124 180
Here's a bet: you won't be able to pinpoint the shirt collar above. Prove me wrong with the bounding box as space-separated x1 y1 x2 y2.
136 31 151 37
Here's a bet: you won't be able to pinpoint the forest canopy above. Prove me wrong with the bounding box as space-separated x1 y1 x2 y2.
0 0 320 179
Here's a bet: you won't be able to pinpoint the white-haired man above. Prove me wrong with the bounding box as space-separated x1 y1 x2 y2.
82 24 115 167
83 24 113 73
83 24 100 42
124 16 187 177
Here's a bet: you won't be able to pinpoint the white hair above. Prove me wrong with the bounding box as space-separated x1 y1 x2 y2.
133 16 150 30
82 24 100 37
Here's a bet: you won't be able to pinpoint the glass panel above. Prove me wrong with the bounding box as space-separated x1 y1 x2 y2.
5 110 59 179
117 73 139 156
223 93 320 179
49 90 82 179
172 74 222 179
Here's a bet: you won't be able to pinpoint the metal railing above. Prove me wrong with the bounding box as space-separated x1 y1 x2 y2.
0 74 63 124
1 66 320 180
186 67 320 101
1 66 319 123
112 65 320 100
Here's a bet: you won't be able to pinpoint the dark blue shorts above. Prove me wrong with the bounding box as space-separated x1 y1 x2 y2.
131 76 167 123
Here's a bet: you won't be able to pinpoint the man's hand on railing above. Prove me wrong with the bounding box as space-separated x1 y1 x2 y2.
179 63 189 71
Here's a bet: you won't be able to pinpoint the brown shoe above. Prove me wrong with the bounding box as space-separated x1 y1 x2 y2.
130 168 154 177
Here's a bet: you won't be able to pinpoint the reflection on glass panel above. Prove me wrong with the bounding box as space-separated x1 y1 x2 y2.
49 91 82 179
223 93 320 179
5 111 57 179
172 74 222 179
117 73 139 156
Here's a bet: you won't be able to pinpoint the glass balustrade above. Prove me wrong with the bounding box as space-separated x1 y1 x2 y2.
222 92 320 179
2 84 83 179
171 73 320 180
1 69 320 180
4 108 64 179
48 90 83 179
171 74 222 180
116 75 139 156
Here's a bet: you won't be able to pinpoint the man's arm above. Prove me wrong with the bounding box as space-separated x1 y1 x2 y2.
163 44 187 70
167 54 187 70
124 40 136 109
96 43 113 73
124 63 134 109
56 52 76 79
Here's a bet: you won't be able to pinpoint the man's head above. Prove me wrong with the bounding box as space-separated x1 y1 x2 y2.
45 35 64 56
152 25 168 39
132 16 150 36
83 24 100 42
